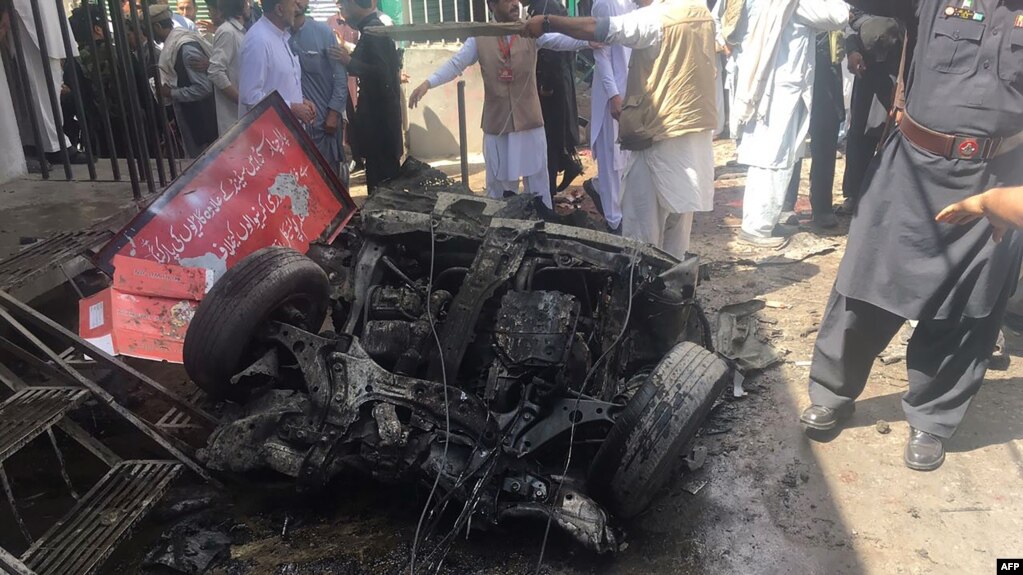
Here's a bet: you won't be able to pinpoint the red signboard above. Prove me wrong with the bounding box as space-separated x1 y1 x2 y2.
95 93 356 276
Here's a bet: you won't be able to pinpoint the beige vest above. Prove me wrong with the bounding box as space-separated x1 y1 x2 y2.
477 36 545 136
619 1 718 151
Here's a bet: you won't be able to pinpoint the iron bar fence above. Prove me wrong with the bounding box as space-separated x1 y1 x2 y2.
3 0 200 198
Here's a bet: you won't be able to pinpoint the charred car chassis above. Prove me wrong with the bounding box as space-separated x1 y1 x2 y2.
184 186 730 553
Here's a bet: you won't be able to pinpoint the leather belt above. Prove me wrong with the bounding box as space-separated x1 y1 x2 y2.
897 112 1023 161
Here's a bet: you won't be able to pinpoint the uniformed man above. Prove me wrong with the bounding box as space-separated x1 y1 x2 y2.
801 0 1023 471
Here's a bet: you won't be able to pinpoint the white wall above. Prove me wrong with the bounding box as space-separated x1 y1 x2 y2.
405 44 485 160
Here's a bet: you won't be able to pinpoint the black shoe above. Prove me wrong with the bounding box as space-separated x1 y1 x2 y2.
45 150 88 164
582 178 605 217
557 156 583 192
813 211 838 229
799 404 854 431
835 197 858 216
904 428 945 471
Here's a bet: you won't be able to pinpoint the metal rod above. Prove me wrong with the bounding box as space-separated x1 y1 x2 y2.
0 464 32 544
0 545 35 575
457 80 469 187
81 2 121 180
55 0 97 180
27 0 72 179
0 304 220 487
8 12 49 179
0 335 80 386
141 2 178 180
119 0 156 196
98 0 142 194
126 0 164 187
0 361 122 468
47 429 80 500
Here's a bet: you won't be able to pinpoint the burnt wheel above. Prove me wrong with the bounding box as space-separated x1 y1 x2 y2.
588 342 730 518
184 247 329 400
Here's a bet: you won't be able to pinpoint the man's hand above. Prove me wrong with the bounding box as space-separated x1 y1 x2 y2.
197 19 213 34
61 83 70 97
609 94 622 121
187 55 210 73
522 16 544 38
847 51 866 77
401 71 410 84
159 83 172 100
291 101 316 124
408 81 430 109
936 186 1023 243
325 109 340 135
328 44 352 66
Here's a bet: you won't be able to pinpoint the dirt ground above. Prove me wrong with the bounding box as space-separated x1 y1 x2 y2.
115 141 1017 575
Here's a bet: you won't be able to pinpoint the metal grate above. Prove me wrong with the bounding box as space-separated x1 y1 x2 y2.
0 230 113 299
22 460 183 575
0 388 90 463
155 388 206 432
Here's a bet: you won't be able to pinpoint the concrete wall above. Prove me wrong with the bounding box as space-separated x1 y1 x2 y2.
405 45 485 160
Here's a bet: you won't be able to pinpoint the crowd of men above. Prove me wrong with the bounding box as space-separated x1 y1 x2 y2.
523 0 1018 474
0 0 404 188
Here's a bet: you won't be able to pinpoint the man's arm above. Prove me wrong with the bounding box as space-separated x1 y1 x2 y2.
535 32 589 52
409 38 478 108
208 28 239 102
937 187 1023 243
526 6 662 51
793 0 849 31
344 35 397 80
326 28 348 116
171 43 214 102
326 28 348 134
238 38 269 108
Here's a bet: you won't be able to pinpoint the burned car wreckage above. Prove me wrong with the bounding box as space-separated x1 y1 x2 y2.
183 175 731 553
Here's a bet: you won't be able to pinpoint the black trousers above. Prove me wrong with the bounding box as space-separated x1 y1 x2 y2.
365 150 401 193
783 65 842 214
808 289 1007 438
842 65 895 203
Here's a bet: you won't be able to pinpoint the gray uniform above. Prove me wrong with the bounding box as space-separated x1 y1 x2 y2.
809 0 1023 438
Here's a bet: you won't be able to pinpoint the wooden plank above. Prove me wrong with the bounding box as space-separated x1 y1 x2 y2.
363 21 524 42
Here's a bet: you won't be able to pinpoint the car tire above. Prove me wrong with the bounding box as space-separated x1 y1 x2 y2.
183 247 329 400
588 342 730 518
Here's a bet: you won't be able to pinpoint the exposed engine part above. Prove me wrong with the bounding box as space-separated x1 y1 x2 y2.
187 186 730 556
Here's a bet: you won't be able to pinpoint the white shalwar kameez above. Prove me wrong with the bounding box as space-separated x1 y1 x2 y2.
735 0 846 238
0 54 26 183
12 0 78 154
590 0 632 229
426 35 587 208
605 5 715 259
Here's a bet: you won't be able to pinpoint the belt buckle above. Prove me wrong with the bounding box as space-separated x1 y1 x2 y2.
952 136 983 160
